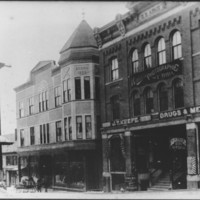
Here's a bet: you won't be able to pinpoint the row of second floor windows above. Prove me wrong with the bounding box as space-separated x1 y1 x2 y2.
110 78 183 120
19 115 94 147
107 30 182 82
6 155 17 166
18 76 100 118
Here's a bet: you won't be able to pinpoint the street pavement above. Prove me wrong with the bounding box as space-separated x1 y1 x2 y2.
1 187 200 199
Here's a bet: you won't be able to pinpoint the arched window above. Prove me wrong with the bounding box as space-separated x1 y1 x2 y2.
144 88 154 114
132 49 139 74
144 43 152 69
157 37 166 65
158 83 168 111
111 95 120 120
173 79 184 108
172 31 182 60
133 92 140 116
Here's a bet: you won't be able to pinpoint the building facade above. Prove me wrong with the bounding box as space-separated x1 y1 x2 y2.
97 2 200 192
14 20 102 191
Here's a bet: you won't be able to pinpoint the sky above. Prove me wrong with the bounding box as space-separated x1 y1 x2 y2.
0 1 128 134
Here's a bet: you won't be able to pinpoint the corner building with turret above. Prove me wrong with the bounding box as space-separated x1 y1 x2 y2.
15 20 102 191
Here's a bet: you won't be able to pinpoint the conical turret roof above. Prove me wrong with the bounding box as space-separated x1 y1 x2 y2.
60 20 97 53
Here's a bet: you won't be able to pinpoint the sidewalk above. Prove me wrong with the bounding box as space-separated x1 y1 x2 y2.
2 187 200 199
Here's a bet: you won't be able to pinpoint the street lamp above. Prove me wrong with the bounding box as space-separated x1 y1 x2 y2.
0 63 12 170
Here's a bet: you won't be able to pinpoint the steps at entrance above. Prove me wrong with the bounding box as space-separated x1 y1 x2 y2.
148 173 171 191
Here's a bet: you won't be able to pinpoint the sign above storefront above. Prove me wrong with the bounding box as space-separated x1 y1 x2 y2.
132 60 182 86
102 105 200 128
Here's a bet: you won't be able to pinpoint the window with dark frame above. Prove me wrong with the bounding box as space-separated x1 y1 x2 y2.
95 77 100 100
20 129 25 147
68 117 72 140
85 115 92 139
40 124 49 144
173 79 184 108
111 95 120 120
172 31 182 60
63 80 67 103
39 91 48 112
132 49 139 74
64 117 68 140
19 102 24 118
159 83 168 111
56 121 62 142
157 38 166 65
76 116 83 139
144 43 152 69
55 86 61 107
28 97 34 115
75 77 81 100
144 88 154 114
111 58 119 81
30 127 35 145
133 92 140 116
84 76 90 99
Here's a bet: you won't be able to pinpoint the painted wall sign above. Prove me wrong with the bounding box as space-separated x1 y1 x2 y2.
170 138 186 150
132 60 182 86
102 105 200 128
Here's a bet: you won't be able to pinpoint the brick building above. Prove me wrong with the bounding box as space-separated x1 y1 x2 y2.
97 2 200 192
14 20 102 191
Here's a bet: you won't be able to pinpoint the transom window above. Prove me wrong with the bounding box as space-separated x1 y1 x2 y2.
111 58 119 81
172 31 182 60
133 92 140 116
144 88 154 114
144 43 152 69
132 49 139 74
157 38 166 65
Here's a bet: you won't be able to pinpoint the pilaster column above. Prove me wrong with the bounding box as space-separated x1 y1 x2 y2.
102 133 111 192
125 131 132 175
18 156 21 183
186 122 200 189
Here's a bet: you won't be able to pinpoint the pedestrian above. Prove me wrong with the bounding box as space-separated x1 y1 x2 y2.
44 175 48 192
36 178 42 192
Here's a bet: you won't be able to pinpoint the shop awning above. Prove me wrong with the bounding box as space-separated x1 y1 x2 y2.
0 135 13 145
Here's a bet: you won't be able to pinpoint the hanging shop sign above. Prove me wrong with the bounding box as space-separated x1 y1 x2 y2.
170 138 186 150
132 60 182 86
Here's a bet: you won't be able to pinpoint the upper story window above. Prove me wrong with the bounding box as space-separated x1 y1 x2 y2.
28 97 34 115
76 116 83 139
172 31 182 60
63 79 71 103
64 117 72 141
30 127 35 145
132 91 140 116
55 86 61 107
75 77 81 100
144 43 152 69
20 129 25 147
173 79 184 108
40 124 50 144
68 117 72 140
85 115 92 139
84 76 91 99
111 58 119 81
132 49 139 74
39 91 48 112
19 102 24 118
56 121 62 142
144 88 154 114
158 83 168 111
6 156 17 166
157 38 166 65
111 95 120 120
